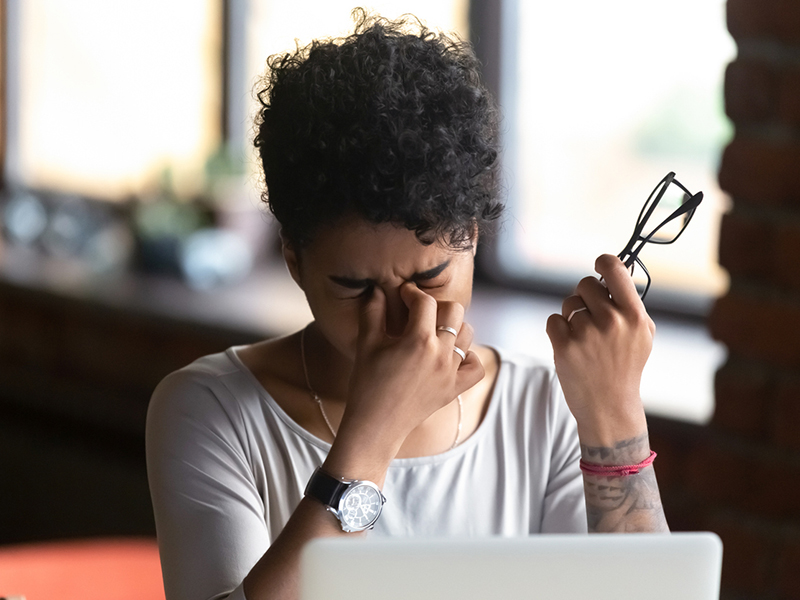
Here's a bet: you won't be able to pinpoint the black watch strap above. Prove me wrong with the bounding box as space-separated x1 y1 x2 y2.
304 467 349 508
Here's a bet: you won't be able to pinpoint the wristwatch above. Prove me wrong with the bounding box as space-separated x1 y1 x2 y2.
304 467 386 533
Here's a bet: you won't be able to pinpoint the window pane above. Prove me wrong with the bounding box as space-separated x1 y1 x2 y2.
241 0 468 175
8 0 220 200
496 0 735 312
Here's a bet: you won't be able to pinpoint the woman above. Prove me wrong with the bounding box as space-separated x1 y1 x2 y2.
146 11 668 600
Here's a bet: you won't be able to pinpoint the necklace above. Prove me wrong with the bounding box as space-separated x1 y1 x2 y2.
300 327 337 438
300 326 464 449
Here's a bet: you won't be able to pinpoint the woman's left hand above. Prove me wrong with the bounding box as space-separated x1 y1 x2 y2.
545 254 655 447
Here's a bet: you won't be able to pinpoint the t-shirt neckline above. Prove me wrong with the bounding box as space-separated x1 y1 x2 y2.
225 345 506 467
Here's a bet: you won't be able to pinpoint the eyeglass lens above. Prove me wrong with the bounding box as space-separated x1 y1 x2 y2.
638 178 693 243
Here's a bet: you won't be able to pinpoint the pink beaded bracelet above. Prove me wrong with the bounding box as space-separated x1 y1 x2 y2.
579 450 657 477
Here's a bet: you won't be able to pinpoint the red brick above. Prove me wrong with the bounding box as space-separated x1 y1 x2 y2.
718 137 800 208
774 221 800 293
778 69 800 127
728 0 800 44
725 60 779 123
772 376 800 451
713 359 775 439
709 292 800 369
727 0 764 40
687 439 800 518
717 211 776 281
703 512 777 596
778 539 800 600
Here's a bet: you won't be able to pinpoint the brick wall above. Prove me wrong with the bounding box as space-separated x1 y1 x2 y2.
703 0 800 598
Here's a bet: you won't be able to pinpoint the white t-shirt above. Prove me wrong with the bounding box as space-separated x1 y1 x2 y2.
146 346 587 600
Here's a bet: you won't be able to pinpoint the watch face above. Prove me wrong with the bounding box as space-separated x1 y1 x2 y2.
338 482 384 532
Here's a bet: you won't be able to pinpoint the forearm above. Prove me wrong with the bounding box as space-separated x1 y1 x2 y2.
243 497 351 600
243 428 396 600
580 432 669 533
546 254 669 534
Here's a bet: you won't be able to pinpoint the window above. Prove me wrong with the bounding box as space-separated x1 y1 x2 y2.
489 0 736 315
5 0 221 200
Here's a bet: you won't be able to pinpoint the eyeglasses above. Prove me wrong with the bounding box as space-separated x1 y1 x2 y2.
618 172 704 301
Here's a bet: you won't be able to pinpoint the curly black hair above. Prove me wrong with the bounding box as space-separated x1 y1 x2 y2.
254 9 502 249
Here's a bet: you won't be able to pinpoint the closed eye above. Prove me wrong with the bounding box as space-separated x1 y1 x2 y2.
416 279 447 291
330 276 373 290
329 259 451 298
330 277 374 299
342 285 374 300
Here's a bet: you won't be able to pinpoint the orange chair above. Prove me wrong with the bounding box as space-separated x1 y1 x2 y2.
0 538 164 600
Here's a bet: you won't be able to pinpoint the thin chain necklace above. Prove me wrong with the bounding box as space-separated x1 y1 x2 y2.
300 326 464 449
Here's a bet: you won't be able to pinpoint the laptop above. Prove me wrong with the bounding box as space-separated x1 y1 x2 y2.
301 532 722 600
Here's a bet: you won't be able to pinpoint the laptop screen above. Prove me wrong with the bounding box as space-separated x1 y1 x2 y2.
301 532 722 600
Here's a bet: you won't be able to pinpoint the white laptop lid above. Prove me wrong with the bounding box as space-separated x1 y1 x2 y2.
301 532 722 600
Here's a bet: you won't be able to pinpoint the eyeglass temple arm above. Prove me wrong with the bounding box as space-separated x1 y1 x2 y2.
635 172 675 233
635 255 652 299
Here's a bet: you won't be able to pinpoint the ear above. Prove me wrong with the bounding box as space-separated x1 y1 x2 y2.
282 237 303 287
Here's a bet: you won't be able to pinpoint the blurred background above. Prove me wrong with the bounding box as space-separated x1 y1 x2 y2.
0 1 798 599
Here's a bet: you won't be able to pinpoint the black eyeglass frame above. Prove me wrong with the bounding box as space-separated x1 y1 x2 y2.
618 172 704 301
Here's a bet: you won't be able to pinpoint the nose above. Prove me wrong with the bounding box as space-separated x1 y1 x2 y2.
383 287 409 337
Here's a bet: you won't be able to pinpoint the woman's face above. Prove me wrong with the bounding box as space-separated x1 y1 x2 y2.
284 217 476 363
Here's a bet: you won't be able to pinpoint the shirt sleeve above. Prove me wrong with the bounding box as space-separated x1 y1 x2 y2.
539 372 588 534
146 368 270 600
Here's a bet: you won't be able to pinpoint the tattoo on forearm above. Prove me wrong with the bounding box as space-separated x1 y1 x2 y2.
581 434 669 533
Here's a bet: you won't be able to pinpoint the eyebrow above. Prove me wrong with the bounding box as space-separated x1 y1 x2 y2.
329 260 451 289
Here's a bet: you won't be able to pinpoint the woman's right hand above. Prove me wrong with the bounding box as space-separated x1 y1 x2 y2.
329 283 484 470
